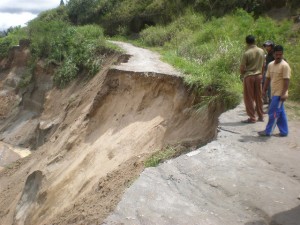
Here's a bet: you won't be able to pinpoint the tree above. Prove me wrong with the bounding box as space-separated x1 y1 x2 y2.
60 0 64 6
66 0 98 24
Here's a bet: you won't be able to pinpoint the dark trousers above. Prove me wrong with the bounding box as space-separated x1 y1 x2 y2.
243 74 264 121
262 72 271 104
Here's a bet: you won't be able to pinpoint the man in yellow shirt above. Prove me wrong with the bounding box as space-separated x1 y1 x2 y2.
240 35 265 123
258 45 291 137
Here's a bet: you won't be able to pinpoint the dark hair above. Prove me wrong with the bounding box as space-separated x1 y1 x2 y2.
246 35 255 44
274 45 284 52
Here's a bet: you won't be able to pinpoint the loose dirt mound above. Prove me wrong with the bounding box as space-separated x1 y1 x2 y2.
0 42 223 225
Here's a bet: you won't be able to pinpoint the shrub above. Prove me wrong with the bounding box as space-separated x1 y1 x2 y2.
140 25 173 46
1 5 118 88
53 58 78 87
0 26 27 58
286 44 300 101
28 20 70 59
38 6 69 23
51 24 108 87
66 0 98 24
139 8 299 108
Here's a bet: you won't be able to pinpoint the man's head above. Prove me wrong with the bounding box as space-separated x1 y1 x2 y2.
246 35 255 45
273 45 284 64
263 40 274 53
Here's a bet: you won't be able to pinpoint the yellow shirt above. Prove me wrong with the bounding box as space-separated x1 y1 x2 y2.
266 60 291 96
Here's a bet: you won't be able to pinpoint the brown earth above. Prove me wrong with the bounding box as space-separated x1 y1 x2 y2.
0 42 222 225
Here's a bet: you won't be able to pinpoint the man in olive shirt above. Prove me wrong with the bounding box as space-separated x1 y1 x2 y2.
258 45 291 137
240 35 265 123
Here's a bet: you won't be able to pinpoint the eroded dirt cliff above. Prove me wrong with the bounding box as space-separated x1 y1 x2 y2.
0 41 223 225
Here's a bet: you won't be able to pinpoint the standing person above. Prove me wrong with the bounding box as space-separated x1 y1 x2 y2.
262 40 275 105
258 45 291 137
240 35 265 123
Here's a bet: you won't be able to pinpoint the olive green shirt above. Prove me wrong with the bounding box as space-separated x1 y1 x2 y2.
241 45 265 77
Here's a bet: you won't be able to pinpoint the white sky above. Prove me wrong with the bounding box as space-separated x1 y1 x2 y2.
0 0 61 31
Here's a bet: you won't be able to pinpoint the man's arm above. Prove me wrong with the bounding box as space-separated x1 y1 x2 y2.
240 64 245 75
262 77 270 97
240 64 246 81
280 79 290 101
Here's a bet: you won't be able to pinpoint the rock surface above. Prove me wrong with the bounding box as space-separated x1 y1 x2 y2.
104 104 300 225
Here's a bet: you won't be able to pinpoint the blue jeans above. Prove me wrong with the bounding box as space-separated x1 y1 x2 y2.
265 96 288 136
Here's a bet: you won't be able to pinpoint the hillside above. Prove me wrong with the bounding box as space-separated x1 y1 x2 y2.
0 1 300 224
0 40 223 224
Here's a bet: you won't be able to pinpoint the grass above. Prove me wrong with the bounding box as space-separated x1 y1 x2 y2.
285 101 300 120
136 9 300 110
1 6 299 104
144 145 193 167
144 146 178 167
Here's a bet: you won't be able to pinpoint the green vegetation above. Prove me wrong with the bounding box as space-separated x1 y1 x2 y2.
285 44 300 101
0 0 299 107
28 9 116 87
138 9 299 109
144 146 179 167
0 6 118 88
0 26 27 58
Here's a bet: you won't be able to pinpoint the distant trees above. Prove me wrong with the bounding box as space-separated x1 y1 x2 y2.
63 0 300 36
66 0 98 24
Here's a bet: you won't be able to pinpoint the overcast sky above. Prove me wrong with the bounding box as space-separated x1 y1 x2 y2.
0 0 61 31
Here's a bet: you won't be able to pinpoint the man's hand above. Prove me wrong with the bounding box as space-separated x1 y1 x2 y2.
262 90 266 97
280 93 288 102
239 74 244 82
281 79 289 102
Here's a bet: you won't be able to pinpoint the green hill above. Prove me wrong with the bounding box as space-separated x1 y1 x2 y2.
1 0 300 107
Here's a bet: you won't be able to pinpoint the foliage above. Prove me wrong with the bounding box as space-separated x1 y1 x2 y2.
3 10 116 88
1 1 300 102
27 8 111 86
63 0 289 35
193 0 266 17
28 19 70 59
66 0 99 24
144 146 178 167
48 24 108 87
0 26 27 58
139 9 298 108
285 43 300 101
37 6 69 23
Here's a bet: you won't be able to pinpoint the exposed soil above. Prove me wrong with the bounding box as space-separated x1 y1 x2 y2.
1 39 299 225
0 42 222 225
103 103 300 225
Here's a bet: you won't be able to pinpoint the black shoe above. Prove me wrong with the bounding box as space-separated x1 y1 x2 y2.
258 131 270 137
242 118 256 123
274 133 287 137
258 118 264 122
